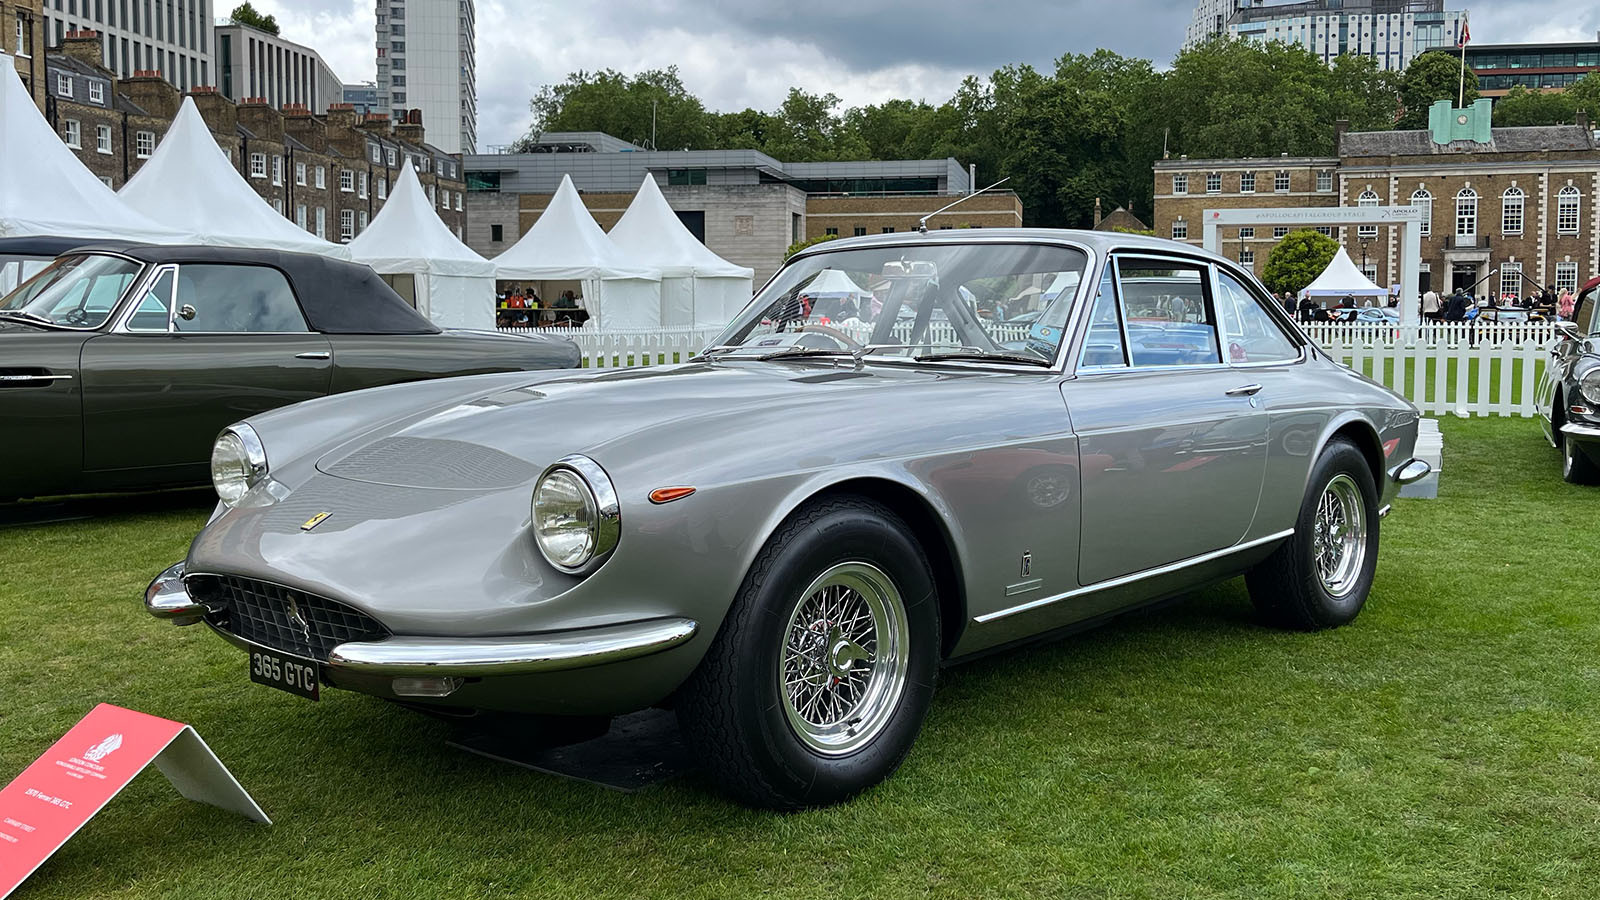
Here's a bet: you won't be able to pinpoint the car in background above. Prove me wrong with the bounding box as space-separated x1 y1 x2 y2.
1536 275 1600 483
145 229 1429 809
0 243 579 500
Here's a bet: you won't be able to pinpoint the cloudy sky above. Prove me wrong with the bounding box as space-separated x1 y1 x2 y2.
251 0 1600 150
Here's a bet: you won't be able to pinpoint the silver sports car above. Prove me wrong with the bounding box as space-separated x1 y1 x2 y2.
146 230 1431 808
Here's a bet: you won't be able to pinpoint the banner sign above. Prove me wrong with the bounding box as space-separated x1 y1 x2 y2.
0 704 269 898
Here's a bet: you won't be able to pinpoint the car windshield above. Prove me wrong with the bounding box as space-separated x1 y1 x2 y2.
0 253 143 329
711 242 1089 363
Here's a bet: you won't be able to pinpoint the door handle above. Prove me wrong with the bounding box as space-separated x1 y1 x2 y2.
0 373 74 386
294 351 331 360
1225 383 1263 397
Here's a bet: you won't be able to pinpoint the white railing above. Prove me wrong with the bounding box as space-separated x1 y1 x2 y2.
499 320 1558 418
1300 320 1556 417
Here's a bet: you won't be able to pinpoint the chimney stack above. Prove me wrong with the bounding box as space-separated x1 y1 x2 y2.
61 31 105 69
122 71 181 120
1335 118 1350 155
1093 197 1103 227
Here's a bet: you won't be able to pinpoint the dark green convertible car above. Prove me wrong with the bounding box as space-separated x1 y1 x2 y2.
0 242 579 500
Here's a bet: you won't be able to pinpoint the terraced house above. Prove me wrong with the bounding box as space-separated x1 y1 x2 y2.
41 29 467 242
1153 99 1600 299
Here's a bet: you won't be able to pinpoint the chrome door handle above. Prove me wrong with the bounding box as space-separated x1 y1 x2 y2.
294 351 331 360
0 373 74 385
1225 383 1263 397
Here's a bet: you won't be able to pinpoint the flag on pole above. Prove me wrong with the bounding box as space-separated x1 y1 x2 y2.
1457 14 1470 48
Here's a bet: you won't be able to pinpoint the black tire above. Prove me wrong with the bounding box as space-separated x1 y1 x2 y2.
1246 438 1380 631
1561 432 1600 485
676 495 940 810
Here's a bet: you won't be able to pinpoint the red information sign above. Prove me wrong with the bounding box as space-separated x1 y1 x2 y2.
0 704 268 898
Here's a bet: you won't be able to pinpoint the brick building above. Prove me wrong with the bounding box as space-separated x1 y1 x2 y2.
4 0 46 108
39 30 466 243
1153 100 1600 299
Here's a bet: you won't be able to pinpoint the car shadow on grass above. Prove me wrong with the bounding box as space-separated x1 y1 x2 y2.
0 489 215 528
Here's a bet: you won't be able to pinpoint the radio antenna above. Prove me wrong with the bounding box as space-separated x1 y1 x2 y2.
918 177 1011 233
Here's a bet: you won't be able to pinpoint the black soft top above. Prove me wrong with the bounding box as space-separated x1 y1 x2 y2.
0 235 126 258
68 242 440 335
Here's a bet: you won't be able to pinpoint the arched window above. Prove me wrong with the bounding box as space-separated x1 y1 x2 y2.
1501 186 1524 235
1411 188 1432 237
1357 189 1380 237
1455 188 1478 239
1557 185 1581 235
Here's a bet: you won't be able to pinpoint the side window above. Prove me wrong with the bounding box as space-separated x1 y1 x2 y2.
1115 259 1220 367
1078 264 1126 368
126 268 176 332
1214 270 1300 364
173 265 309 333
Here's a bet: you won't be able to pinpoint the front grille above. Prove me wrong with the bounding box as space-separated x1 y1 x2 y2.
194 575 389 661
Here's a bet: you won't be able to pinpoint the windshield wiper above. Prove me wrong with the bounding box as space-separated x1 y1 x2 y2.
0 310 56 326
753 345 855 361
913 351 1053 367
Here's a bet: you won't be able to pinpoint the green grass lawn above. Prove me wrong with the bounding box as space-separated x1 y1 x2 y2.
3 417 1598 898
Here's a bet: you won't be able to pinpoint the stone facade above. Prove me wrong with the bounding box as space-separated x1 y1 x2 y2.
803 192 1022 240
1153 115 1600 298
4 0 46 109
40 31 467 244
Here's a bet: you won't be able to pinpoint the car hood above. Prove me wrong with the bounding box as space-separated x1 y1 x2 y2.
311 359 966 489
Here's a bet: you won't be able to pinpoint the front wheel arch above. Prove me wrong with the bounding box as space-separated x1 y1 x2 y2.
1314 415 1385 495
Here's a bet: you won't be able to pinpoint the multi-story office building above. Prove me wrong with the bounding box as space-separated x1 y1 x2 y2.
1152 100 1600 299
4 0 47 109
214 18 342 112
39 0 214 88
375 0 475 155
465 132 1022 283
1422 38 1600 98
343 80 378 114
1186 0 1467 72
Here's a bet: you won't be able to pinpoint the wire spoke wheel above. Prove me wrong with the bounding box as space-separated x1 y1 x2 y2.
777 561 909 756
1312 473 1367 598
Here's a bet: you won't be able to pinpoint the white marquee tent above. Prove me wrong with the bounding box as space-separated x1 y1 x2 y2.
608 176 755 328
0 50 189 289
348 164 494 329
802 268 873 300
119 97 349 258
1302 246 1387 300
493 174 660 329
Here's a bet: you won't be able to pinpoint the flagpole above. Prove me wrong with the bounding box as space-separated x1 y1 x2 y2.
1457 13 1469 107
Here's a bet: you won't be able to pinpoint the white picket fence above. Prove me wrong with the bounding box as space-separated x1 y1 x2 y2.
1300 320 1556 417
498 320 1558 417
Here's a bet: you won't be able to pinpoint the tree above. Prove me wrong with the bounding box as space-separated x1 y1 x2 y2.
1262 229 1338 295
229 2 278 34
1564 71 1600 123
1397 52 1477 129
784 234 839 261
1493 85 1580 127
515 67 716 152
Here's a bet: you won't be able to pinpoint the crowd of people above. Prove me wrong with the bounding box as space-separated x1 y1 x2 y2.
495 285 589 328
1275 284 1578 323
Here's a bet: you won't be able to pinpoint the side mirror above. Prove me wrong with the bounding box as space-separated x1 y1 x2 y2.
177 304 196 321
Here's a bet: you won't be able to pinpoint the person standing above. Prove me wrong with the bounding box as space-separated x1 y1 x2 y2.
1284 292 1299 317
1422 288 1440 322
1558 288 1576 321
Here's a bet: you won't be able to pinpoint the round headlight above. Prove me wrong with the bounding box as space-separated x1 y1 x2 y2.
1580 368 1600 406
532 456 620 573
211 425 267 506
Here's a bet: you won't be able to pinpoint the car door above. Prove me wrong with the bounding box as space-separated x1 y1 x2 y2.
80 262 332 478
1060 254 1268 586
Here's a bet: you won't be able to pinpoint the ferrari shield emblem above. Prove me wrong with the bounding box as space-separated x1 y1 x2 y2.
301 512 331 531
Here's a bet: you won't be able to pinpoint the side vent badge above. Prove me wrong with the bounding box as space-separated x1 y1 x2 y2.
1020 551 1032 578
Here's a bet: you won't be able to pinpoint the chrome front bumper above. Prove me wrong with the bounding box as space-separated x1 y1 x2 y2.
144 562 698 677
1561 422 1600 441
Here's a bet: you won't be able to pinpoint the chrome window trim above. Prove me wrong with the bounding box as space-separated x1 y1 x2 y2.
974 528 1296 624
1064 251 1228 377
111 262 314 336
3 251 148 333
1208 260 1309 370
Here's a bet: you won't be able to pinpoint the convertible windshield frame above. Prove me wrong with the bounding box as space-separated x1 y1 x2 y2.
0 251 148 332
715 236 1099 374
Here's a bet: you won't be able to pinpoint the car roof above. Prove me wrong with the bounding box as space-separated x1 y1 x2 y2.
790 228 1228 265
0 235 137 257
63 242 440 335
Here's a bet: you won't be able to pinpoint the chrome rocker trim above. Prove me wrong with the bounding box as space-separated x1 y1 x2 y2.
975 528 1296 624
1560 423 1600 440
325 619 699 676
1391 458 1432 485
